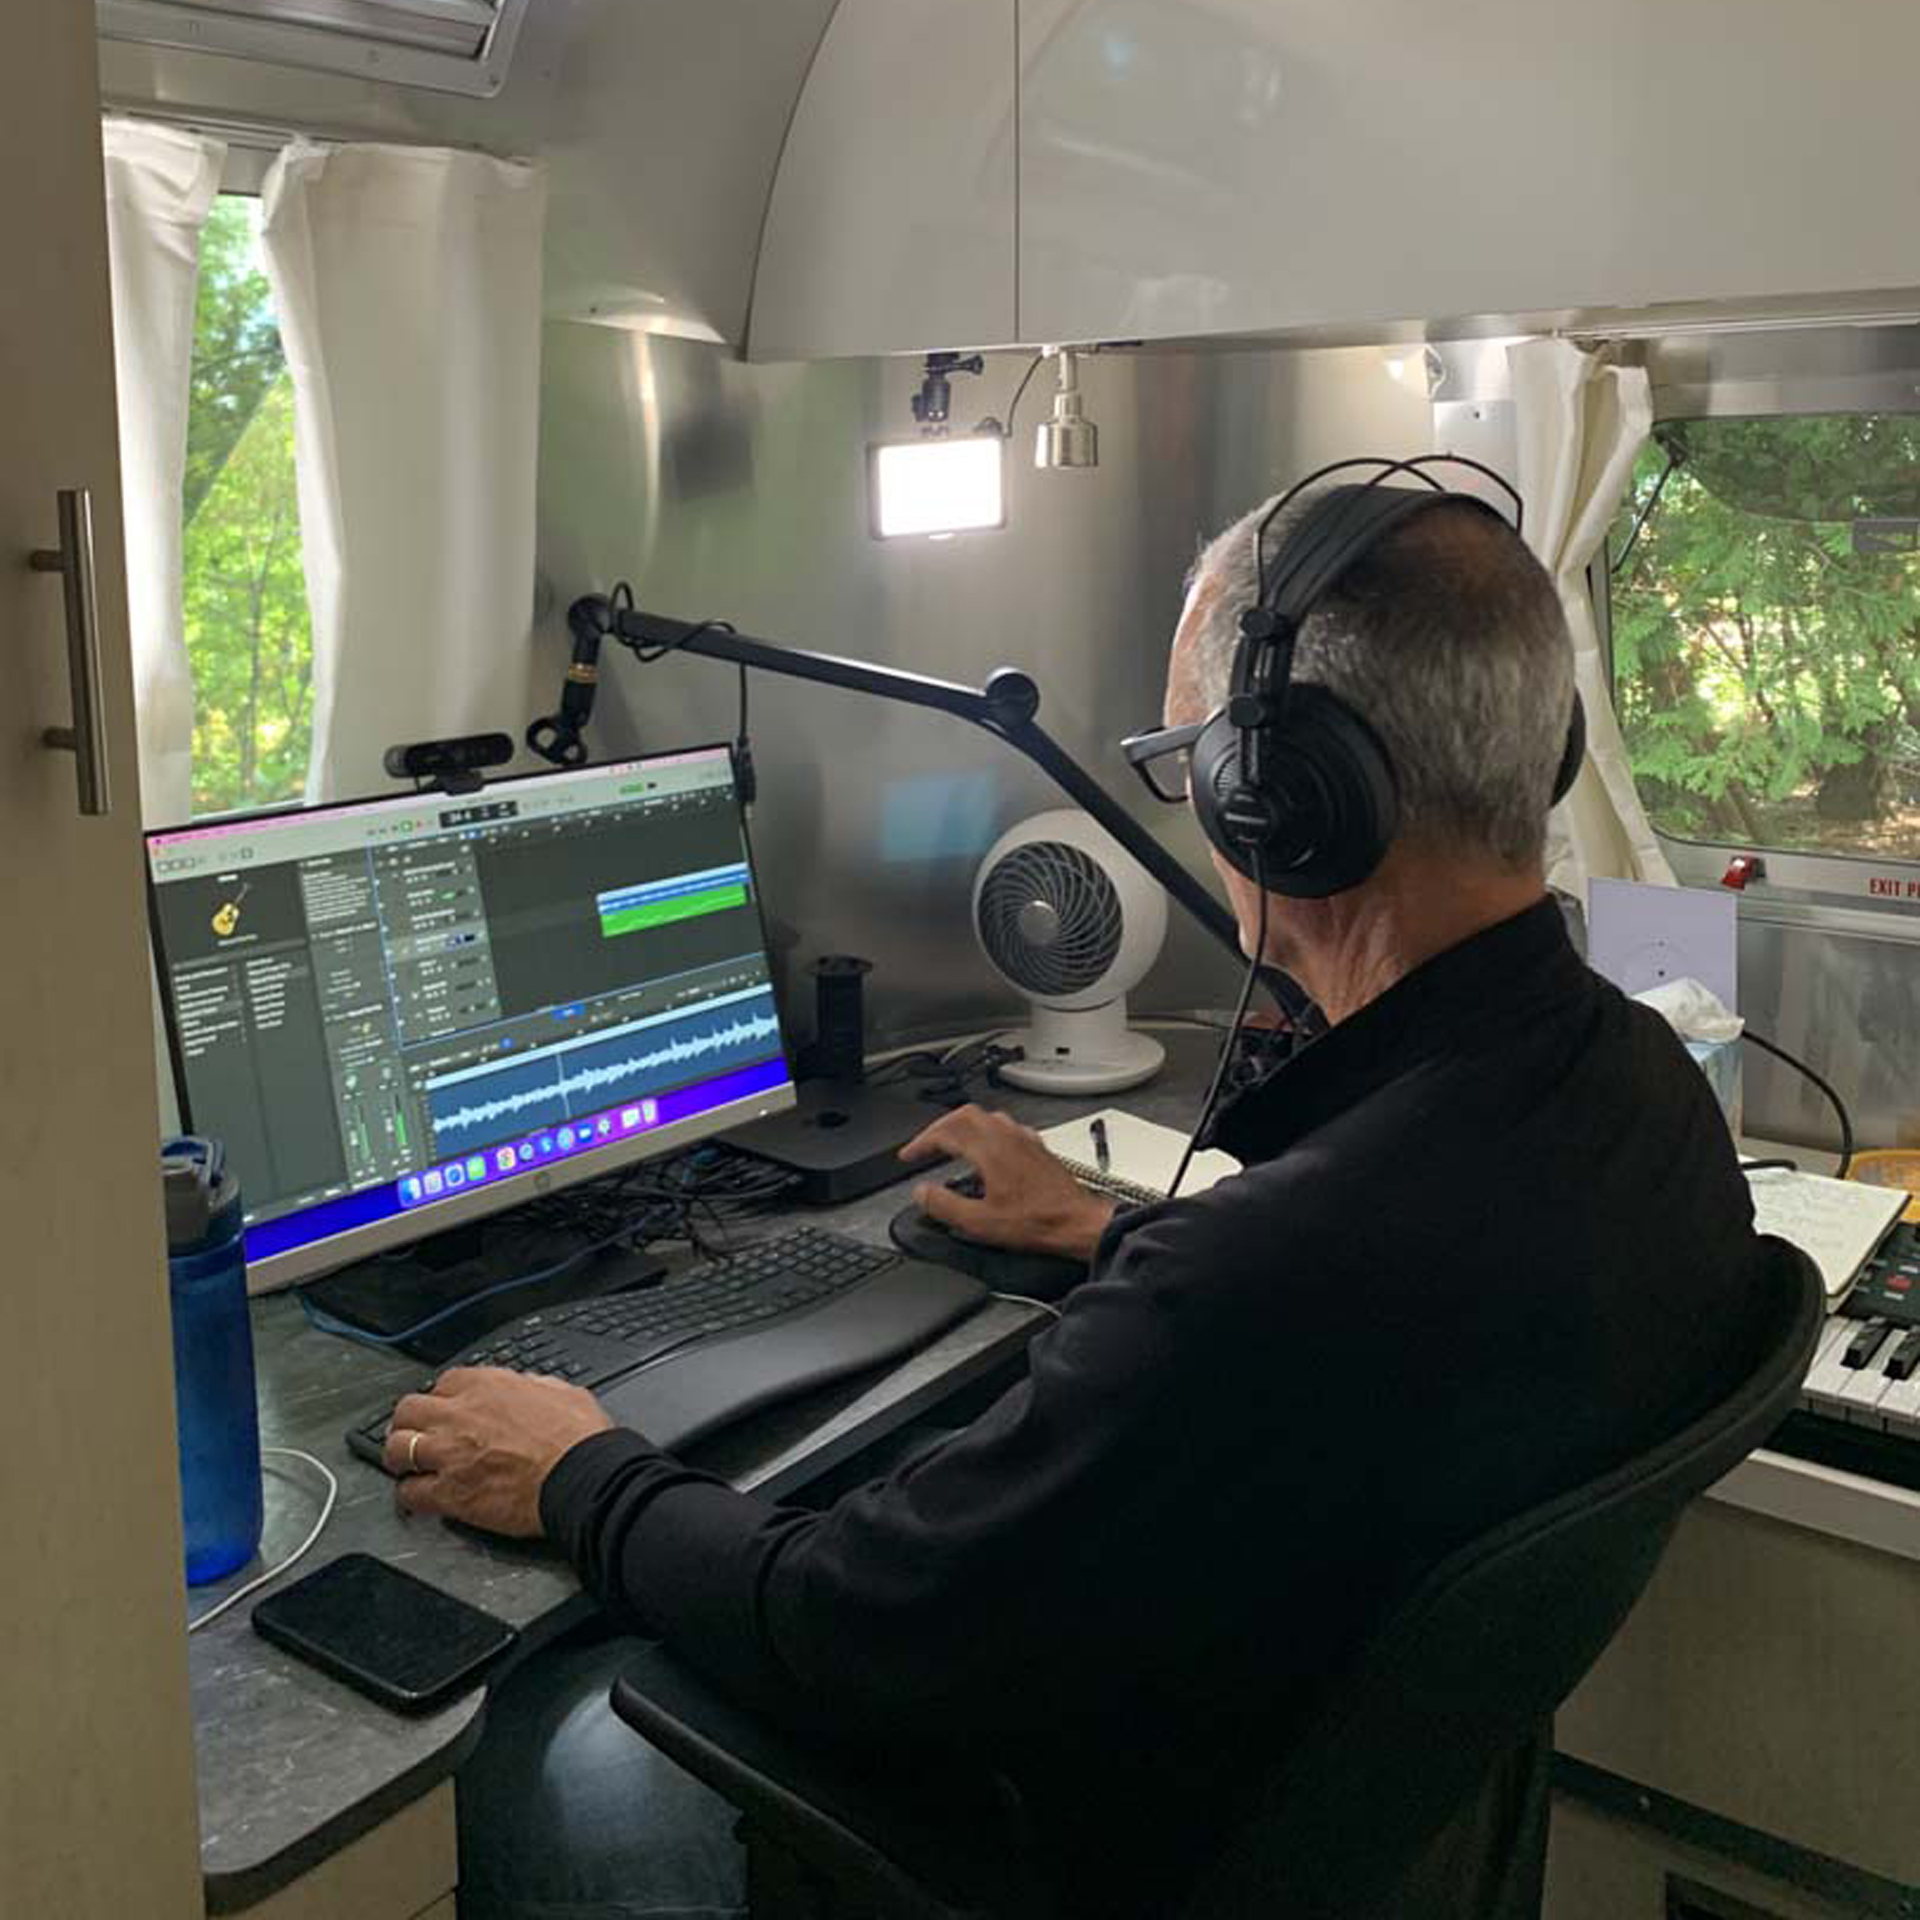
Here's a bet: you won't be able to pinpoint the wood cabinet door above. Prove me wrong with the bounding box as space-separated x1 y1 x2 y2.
0 7 203 1915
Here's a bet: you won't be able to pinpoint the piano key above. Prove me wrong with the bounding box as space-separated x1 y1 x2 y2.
1878 1364 1920 1435
1843 1318 1895 1369
1802 1319 1862 1417
1834 1350 1899 1426
1886 1330 1920 1382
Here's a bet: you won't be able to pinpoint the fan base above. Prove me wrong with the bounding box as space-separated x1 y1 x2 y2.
994 1018 1165 1097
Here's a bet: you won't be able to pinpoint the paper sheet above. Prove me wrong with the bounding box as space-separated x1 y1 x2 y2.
1039 1109 1239 1200
1746 1167 1905 1299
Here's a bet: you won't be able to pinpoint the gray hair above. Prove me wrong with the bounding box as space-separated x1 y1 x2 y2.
1185 490 1575 871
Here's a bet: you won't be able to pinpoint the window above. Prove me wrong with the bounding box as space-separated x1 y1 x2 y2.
184 196 313 816
1609 414 1920 860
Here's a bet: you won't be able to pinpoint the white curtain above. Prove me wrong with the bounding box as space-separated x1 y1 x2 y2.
260 143 548 800
101 118 226 827
1510 336 1676 899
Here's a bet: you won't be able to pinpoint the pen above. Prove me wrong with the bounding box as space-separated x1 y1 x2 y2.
1091 1117 1110 1176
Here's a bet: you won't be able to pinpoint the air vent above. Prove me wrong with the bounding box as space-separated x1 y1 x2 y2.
98 0 530 98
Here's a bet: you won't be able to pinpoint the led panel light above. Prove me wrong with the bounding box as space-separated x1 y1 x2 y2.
869 435 1006 540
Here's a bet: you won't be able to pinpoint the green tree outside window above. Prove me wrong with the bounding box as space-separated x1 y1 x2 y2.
1611 415 1920 858
183 197 313 815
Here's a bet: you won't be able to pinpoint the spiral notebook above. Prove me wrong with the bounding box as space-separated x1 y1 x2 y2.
1038 1109 1240 1206
1745 1166 1905 1301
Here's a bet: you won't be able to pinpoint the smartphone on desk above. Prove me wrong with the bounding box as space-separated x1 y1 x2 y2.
252 1552 516 1714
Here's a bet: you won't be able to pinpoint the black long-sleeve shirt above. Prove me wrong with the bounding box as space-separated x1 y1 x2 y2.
542 900 1765 1913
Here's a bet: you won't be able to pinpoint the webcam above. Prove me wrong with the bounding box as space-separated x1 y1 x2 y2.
382 733 515 794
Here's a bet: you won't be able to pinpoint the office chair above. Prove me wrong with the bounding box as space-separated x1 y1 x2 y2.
612 1236 1822 1919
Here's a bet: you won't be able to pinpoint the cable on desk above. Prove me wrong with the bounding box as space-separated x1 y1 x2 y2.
990 1290 1063 1321
1742 1028 1855 1178
185 1447 338 1635
862 1035 1026 1105
594 1149 803 1260
864 1015 1242 1062
297 1147 803 1350
298 1224 646 1348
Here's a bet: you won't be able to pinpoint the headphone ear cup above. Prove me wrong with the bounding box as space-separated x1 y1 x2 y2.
1271 687 1399 897
1551 692 1587 807
1190 688 1399 898
1190 709 1263 880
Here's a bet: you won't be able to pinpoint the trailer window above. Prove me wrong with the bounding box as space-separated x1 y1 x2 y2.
1609 415 1920 858
183 196 312 815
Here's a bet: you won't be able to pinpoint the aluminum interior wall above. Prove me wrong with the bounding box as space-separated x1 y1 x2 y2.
533 331 1433 1048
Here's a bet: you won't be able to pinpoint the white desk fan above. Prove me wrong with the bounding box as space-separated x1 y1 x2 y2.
972 809 1167 1094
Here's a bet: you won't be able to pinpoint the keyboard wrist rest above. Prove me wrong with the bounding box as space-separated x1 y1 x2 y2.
595 1260 987 1455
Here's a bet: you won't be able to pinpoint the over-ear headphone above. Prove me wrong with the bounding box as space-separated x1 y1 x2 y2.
1190 456 1586 898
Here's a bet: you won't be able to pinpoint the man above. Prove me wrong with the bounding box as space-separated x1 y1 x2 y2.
409 492 1764 1918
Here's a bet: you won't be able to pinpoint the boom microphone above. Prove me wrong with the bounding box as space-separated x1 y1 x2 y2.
526 595 608 766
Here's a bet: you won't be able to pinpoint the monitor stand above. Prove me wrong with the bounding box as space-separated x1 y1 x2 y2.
299 1210 667 1365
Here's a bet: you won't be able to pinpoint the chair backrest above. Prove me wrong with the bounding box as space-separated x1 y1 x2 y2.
1181 1235 1824 1920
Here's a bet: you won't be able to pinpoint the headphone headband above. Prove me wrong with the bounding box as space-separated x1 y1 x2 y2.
1260 484 1501 637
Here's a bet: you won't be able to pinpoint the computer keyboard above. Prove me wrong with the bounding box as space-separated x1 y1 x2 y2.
346 1228 988 1470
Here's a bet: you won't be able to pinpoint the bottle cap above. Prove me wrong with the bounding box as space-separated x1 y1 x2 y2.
162 1136 242 1254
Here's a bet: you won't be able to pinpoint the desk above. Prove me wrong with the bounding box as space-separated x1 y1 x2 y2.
193 1038 1920 1920
190 1029 1226 1915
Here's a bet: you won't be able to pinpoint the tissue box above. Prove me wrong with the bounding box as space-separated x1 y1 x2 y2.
1686 1037 1743 1136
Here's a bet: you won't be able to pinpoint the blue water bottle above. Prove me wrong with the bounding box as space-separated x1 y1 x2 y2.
164 1137 264 1585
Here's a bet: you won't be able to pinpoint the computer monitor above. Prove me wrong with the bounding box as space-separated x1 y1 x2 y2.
145 745 796 1290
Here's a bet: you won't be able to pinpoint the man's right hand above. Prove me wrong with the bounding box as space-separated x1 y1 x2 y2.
900 1104 1116 1263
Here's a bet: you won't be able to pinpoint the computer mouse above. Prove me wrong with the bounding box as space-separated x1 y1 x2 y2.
887 1174 1083 1297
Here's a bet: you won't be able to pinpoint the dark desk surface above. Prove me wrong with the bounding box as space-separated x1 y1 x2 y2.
191 1029 1223 1911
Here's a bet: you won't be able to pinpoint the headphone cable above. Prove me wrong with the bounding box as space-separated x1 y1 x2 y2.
1169 859 1270 1198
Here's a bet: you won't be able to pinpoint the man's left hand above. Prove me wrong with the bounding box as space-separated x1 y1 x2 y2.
384 1367 615 1537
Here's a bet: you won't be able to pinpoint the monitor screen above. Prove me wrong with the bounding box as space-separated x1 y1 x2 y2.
146 746 795 1286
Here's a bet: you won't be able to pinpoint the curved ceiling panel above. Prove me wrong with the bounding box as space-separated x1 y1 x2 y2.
747 0 1017 362
98 0 841 347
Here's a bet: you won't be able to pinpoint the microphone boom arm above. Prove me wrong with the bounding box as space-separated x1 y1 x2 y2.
558 593 1264 990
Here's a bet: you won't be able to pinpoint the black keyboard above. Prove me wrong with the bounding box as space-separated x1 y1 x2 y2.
347 1228 987 1470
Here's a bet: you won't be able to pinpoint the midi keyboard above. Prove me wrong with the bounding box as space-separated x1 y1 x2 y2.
1775 1219 1920 1489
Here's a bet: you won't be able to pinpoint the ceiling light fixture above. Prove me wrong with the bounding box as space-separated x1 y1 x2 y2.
1034 347 1099 469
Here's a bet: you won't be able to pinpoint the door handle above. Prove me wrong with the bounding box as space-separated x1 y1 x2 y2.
29 487 110 817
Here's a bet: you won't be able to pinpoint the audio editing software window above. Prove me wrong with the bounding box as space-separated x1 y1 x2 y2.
146 750 789 1245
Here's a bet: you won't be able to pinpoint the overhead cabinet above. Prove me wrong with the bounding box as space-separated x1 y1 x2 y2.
748 0 1018 361
752 0 1920 358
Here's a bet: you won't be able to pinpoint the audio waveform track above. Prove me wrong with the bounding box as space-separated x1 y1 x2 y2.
596 864 751 940
426 992 783 1156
